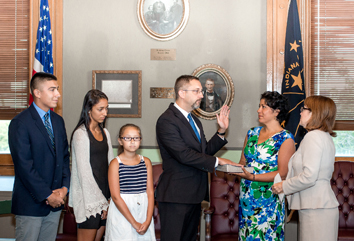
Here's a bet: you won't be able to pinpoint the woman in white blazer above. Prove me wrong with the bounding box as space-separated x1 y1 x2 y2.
272 95 339 241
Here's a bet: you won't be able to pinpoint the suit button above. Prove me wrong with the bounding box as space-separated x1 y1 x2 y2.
54 180 57 182
57 165 59 167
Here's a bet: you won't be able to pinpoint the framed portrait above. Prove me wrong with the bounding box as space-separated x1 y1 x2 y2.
137 0 190 41
192 64 235 120
92 70 142 118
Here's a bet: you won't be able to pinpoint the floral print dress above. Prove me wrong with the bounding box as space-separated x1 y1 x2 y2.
238 126 294 241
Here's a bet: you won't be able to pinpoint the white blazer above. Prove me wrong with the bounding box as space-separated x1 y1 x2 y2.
283 130 339 210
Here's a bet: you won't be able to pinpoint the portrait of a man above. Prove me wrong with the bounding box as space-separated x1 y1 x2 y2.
198 71 227 112
200 78 223 112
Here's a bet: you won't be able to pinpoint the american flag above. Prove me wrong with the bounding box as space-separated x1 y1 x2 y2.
29 0 53 104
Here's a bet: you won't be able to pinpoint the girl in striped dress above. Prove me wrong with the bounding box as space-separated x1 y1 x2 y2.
105 124 156 241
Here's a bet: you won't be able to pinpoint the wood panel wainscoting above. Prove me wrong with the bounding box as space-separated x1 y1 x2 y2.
335 157 354 163
0 155 14 176
1 156 353 176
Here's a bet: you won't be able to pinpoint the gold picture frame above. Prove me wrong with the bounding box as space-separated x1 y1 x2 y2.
192 64 235 120
137 0 190 41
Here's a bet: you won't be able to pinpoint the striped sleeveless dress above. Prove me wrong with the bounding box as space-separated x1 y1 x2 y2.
105 155 156 241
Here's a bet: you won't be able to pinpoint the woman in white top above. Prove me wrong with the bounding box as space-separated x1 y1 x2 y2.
69 89 114 241
272 95 339 241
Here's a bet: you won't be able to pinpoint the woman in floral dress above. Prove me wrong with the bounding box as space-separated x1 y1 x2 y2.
235 91 295 241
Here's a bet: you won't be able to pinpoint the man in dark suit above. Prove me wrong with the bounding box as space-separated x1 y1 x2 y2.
156 75 235 241
8 72 70 241
200 78 223 112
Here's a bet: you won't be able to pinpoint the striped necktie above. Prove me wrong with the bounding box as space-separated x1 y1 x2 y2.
44 113 55 151
188 113 201 142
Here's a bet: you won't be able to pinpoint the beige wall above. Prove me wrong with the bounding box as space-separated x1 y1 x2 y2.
1 1 268 238
62 0 267 148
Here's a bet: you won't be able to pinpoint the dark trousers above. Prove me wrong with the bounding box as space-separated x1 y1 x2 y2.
158 201 201 241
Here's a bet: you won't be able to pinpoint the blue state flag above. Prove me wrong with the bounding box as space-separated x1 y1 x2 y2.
281 0 306 148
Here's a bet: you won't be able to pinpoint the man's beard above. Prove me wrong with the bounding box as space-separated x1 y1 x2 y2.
192 99 201 110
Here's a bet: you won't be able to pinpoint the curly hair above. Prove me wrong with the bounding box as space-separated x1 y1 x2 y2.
260 91 289 124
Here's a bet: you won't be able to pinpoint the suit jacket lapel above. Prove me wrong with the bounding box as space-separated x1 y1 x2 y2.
29 105 56 156
169 103 202 145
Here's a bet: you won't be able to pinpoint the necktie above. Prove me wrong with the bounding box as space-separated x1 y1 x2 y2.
188 113 201 142
44 113 55 151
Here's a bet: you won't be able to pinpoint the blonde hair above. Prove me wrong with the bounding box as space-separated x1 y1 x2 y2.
304 95 337 137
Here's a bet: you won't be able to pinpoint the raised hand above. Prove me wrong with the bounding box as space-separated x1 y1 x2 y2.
216 105 230 133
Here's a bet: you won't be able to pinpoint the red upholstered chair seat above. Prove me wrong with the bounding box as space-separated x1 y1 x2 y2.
331 161 354 241
152 164 163 241
204 171 239 241
56 198 77 241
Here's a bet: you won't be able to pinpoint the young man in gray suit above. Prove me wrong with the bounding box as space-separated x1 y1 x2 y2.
155 75 235 241
8 72 70 241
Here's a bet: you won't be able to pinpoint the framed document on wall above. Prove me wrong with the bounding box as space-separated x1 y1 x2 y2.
192 64 235 120
137 0 190 41
92 70 142 118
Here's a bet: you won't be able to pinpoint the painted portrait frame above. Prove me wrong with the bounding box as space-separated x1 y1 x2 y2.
92 70 142 118
192 64 235 120
137 0 190 41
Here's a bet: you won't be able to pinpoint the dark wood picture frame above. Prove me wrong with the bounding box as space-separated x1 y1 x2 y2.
92 70 142 118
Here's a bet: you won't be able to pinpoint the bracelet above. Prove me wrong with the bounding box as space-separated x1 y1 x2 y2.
253 174 255 181
217 131 226 136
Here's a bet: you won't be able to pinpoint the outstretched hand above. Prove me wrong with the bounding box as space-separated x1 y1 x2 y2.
233 167 253 180
218 158 243 167
216 105 230 133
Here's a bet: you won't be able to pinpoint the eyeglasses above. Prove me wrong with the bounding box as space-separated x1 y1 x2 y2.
120 137 142 142
183 89 203 95
300 107 311 112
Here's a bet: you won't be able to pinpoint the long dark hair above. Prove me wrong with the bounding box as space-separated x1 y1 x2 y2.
70 89 108 148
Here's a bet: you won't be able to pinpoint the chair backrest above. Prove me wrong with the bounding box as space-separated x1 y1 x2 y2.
62 198 77 235
331 161 354 229
209 171 240 236
152 164 163 233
